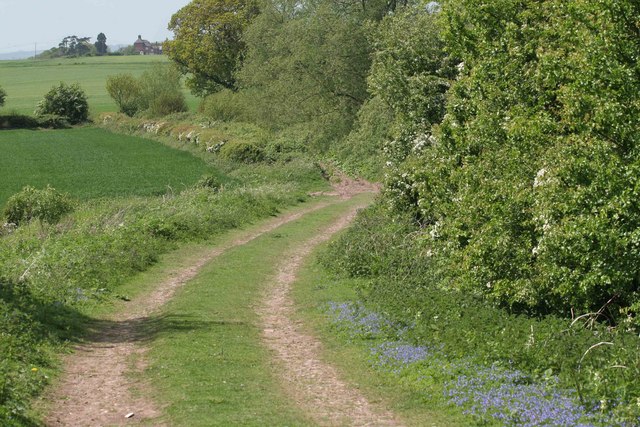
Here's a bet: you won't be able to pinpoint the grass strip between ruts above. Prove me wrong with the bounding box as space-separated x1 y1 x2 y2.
142 194 373 426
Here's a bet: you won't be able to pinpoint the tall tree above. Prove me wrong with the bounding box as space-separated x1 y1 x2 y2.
237 0 373 148
165 0 259 95
58 35 93 57
95 32 108 55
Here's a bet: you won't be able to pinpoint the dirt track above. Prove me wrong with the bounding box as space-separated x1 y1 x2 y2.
43 175 394 426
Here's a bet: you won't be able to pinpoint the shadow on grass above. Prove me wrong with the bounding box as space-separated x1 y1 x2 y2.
83 313 247 345
1 276 245 426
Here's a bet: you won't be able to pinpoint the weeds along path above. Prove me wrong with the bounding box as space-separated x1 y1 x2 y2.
43 199 338 427
258 200 402 427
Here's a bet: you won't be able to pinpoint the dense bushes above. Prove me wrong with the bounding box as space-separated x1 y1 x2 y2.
218 140 264 163
371 0 640 322
4 186 74 225
319 0 640 423
106 64 187 117
35 82 89 124
0 113 68 130
0 86 6 107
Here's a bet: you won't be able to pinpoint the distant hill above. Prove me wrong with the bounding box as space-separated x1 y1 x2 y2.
0 50 42 60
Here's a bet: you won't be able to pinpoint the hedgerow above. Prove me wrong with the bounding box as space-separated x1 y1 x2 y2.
320 1 640 422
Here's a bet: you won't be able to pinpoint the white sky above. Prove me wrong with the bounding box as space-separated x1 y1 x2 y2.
0 0 192 53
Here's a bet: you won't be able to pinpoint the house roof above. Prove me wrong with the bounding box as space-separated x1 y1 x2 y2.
134 35 152 47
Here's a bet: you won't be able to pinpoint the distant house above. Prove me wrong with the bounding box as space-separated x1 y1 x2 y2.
133 35 163 55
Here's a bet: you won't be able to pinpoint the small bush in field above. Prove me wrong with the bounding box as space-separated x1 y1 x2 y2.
106 74 142 117
35 83 89 124
219 140 265 163
147 92 187 117
106 64 187 117
4 186 74 225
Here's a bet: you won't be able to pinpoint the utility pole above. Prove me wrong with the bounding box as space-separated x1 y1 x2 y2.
34 42 37 60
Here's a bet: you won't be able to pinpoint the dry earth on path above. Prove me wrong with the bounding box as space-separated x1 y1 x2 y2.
258 200 403 426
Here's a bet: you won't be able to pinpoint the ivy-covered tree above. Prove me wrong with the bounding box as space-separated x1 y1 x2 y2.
165 0 259 95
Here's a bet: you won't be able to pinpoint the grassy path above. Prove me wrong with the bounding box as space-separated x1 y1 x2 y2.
42 198 335 426
145 192 397 426
258 199 400 426
42 176 397 426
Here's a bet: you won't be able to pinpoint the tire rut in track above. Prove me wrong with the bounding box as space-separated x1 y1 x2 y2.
44 201 332 427
258 201 403 426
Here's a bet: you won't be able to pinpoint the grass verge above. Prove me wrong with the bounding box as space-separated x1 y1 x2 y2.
291 242 473 427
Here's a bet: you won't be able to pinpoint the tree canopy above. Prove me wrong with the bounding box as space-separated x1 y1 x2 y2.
165 0 260 95
95 32 108 55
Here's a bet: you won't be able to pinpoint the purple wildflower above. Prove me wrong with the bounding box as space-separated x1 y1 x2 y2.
370 341 431 372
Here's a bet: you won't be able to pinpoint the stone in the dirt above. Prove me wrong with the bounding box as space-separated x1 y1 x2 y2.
125 412 135 418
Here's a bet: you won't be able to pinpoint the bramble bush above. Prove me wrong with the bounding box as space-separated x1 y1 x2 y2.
4 186 74 226
35 82 88 124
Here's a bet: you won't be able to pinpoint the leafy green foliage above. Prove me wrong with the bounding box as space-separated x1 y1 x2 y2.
3 186 73 225
379 0 640 321
105 74 142 116
0 86 6 107
238 0 372 150
106 64 187 117
200 89 249 122
323 202 640 423
138 64 188 116
219 140 265 163
35 82 89 124
165 0 259 94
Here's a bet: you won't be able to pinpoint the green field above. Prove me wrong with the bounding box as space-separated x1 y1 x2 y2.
0 56 199 115
0 127 216 207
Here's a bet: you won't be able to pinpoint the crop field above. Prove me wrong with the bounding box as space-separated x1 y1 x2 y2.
0 127 216 207
0 55 199 115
